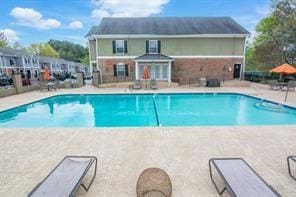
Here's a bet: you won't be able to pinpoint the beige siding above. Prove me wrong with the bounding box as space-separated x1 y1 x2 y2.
95 37 245 57
89 40 96 61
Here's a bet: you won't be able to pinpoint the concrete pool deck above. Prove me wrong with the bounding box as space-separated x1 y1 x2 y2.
0 84 295 196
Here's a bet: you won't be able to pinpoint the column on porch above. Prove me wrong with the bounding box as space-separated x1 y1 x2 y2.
168 60 172 85
135 61 139 80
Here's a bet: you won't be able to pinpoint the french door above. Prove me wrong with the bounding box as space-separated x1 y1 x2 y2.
140 64 168 80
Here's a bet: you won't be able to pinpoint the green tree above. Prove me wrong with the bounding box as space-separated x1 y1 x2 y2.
253 0 296 69
0 32 8 47
48 39 87 62
26 43 59 57
11 42 22 49
81 55 89 66
272 0 296 64
245 45 259 71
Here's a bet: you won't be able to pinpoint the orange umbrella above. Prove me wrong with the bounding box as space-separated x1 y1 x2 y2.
143 66 150 80
270 63 296 74
43 66 50 81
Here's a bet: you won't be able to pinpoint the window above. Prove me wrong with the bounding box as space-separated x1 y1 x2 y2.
116 64 126 76
27 58 30 64
149 40 158 54
34 70 38 78
24 58 27 64
115 40 125 54
9 58 16 66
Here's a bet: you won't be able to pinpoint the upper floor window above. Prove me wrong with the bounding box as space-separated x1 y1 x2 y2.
146 40 161 54
9 58 16 66
112 40 127 54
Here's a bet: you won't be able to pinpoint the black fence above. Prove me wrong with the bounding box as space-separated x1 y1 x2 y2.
243 71 296 83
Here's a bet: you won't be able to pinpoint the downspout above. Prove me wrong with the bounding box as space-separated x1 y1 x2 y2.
95 37 103 84
87 39 92 73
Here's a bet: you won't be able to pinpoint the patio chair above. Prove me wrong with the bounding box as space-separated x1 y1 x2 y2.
133 80 142 90
268 80 280 91
206 79 221 87
28 156 97 197
150 79 158 90
209 158 280 197
287 156 296 181
38 81 48 92
287 81 296 91
136 168 172 197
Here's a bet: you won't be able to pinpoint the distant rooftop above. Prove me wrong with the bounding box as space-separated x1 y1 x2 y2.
0 47 32 57
0 47 86 66
86 17 249 37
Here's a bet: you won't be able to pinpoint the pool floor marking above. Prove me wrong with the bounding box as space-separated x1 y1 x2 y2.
152 96 160 127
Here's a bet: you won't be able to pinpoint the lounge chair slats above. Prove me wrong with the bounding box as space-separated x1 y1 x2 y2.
209 158 280 197
29 156 97 197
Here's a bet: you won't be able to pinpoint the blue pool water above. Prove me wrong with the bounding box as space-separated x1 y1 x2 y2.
0 93 295 127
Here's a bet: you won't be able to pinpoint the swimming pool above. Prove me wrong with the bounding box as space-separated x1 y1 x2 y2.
0 93 295 127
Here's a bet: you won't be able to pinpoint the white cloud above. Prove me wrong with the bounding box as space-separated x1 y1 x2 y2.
256 4 271 16
0 28 19 43
92 9 111 18
10 7 61 29
91 0 169 19
68 20 84 29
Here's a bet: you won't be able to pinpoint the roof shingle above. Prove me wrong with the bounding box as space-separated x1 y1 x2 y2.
86 17 249 37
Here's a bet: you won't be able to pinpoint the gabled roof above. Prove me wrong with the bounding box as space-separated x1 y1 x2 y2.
0 47 33 57
86 17 249 37
38 56 86 66
134 54 174 61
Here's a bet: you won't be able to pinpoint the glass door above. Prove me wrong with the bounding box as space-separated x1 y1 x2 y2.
138 63 168 80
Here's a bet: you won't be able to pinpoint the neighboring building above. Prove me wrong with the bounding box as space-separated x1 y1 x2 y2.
86 17 249 84
0 47 39 80
38 56 85 75
39 57 65 74
0 47 86 79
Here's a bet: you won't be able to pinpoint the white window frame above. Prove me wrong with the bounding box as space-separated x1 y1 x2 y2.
116 63 126 77
149 40 158 54
115 40 125 54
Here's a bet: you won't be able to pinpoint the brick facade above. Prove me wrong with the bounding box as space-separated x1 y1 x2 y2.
172 58 243 85
98 57 243 85
98 58 135 83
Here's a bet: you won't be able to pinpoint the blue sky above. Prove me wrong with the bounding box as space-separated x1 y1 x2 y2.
0 0 271 47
